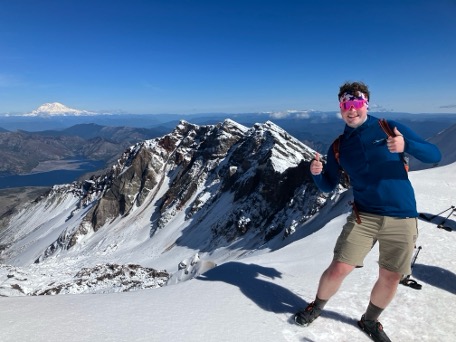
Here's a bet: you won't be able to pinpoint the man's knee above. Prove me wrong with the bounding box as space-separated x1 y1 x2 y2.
379 267 402 284
326 261 355 279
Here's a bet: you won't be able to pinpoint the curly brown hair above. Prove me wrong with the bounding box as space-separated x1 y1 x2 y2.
338 81 370 101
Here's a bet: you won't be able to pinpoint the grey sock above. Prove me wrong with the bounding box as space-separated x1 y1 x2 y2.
314 296 328 310
364 301 384 321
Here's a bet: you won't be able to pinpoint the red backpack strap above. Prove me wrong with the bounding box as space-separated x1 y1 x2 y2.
332 135 342 165
332 134 351 193
378 118 395 137
378 118 409 172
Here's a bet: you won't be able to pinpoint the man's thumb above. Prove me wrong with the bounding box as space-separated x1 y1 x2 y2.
394 127 402 136
315 153 320 161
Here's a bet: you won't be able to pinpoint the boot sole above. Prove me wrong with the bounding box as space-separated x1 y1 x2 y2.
293 313 312 327
358 320 377 341
357 320 391 342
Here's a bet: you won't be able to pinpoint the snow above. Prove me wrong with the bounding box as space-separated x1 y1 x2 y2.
1 163 455 341
261 121 316 174
24 102 97 116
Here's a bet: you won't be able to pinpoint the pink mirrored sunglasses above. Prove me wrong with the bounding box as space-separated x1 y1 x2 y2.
339 99 366 111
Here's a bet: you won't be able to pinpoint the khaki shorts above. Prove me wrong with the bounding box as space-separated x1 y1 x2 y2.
333 211 418 275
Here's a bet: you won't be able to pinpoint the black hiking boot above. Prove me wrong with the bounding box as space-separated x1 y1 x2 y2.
294 301 322 326
358 314 392 342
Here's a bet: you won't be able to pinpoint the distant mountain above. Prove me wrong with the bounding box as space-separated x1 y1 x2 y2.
0 131 88 175
24 102 98 117
409 122 456 170
0 114 167 132
0 124 169 176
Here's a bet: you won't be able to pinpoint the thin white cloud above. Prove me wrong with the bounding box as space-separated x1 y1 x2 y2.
369 103 393 112
269 111 290 119
269 110 312 119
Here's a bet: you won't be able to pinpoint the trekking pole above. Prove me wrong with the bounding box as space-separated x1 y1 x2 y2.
410 246 422 270
439 207 455 224
401 246 422 290
428 206 454 221
437 206 455 232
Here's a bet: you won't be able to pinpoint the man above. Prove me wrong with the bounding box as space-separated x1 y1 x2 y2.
294 81 441 342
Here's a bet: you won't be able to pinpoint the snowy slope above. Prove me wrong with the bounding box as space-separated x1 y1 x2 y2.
1 162 455 342
0 119 325 296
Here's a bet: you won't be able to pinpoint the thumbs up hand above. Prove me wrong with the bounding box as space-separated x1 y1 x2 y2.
310 153 323 175
387 127 405 153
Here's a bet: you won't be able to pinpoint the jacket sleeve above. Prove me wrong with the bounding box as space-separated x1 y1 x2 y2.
312 143 342 193
390 121 442 164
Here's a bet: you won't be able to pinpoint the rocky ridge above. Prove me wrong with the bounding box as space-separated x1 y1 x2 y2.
0 119 341 296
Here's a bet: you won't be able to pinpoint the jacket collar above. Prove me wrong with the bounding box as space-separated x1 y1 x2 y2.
344 115 376 138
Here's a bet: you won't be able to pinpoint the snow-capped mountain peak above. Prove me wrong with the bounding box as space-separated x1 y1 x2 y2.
0 118 325 293
24 102 97 116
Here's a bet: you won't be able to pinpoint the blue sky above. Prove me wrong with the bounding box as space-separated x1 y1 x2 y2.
0 0 455 115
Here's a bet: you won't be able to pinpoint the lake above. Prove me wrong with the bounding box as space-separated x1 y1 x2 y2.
0 159 105 189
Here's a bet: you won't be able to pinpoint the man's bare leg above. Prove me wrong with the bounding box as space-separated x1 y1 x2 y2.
366 267 402 318
294 260 355 326
316 260 356 300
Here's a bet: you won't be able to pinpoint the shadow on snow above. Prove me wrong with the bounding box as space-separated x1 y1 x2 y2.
418 210 456 232
197 261 356 326
412 263 456 295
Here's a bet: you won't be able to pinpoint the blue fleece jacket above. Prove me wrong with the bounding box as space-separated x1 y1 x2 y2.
313 115 442 218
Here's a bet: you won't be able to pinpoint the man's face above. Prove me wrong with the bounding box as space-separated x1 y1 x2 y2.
340 105 367 128
339 99 368 128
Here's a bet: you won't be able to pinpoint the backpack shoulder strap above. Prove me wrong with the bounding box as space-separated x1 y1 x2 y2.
332 135 342 165
378 118 395 137
378 118 410 172
332 134 351 188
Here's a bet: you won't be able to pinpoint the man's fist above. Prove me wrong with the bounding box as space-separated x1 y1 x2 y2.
310 153 323 175
387 127 405 153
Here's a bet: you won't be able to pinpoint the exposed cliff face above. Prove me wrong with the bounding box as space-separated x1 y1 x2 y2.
70 120 248 239
73 119 321 248
0 119 340 296
163 120 322 247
